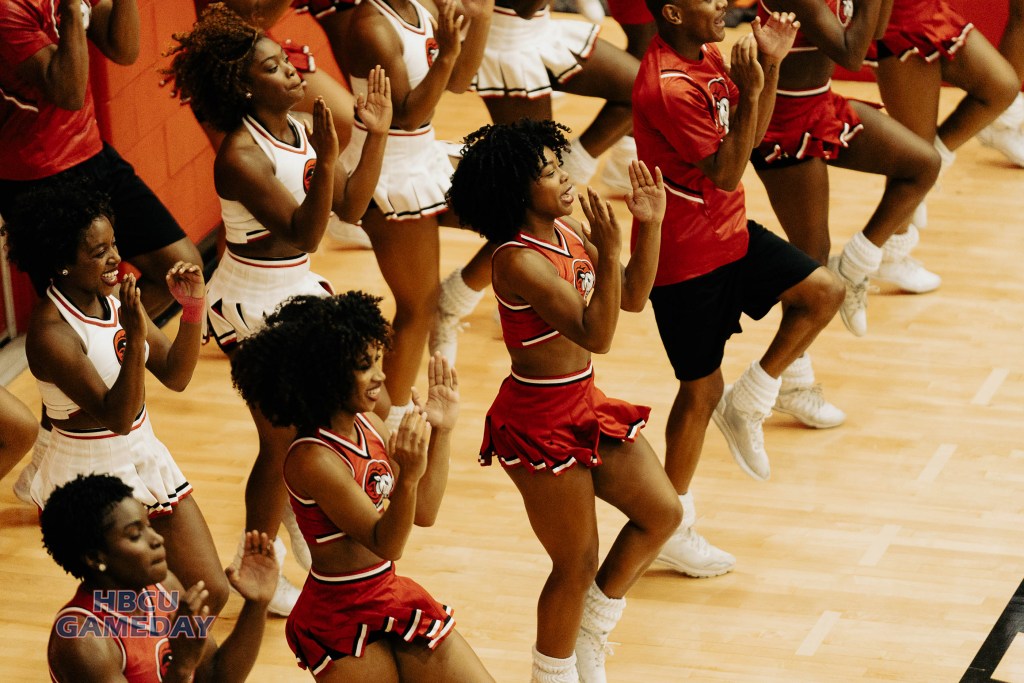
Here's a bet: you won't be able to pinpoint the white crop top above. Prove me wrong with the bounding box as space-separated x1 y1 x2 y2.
220 114 318 244
37 285 150 421
349 0 437 109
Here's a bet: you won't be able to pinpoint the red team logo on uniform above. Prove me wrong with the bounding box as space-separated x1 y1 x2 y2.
572 259 595 299
363 460 394 508
707 77 731 134
302 159 317 194
113 329 128 364
425 37 439 67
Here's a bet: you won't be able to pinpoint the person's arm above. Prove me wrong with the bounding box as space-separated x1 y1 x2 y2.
27 277 147 435
144 263 205 392
349 0 461 130
12 0 90 110
498 188 624 354
193 532 277 683
751 12 798 141
288 412 431 560
214 98 338 253
333 66 391 222
446 0 494 93
875 0 893 39
619 161 665 312
48 615 130 682
86 0 140 65
694 36 762 191
769 0 876 69
409 354 458 526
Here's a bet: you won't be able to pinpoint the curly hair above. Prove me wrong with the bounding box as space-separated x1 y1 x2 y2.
41 474 135 581
1 178 114 296
447 119 571 243
231 293 393 433
164 3 262 132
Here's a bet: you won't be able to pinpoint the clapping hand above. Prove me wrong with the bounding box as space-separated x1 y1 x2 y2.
357 65 394 135
225 530 277 606
624 161 665 226
417 352 459 431
751 11 800 63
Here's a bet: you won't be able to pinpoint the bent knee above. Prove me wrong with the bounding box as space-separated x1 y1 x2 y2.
550 543 600 585
798 267 845 318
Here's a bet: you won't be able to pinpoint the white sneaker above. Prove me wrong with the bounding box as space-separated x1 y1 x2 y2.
575 626 611 683
267 572 302 617
656 526 736 578
828 255 869 337
326 214 372 250
598 137 636 196
12 463 36 504
711 386 770 481
576 0 605 24
874 255 941 293
774 384 845 429
976 124 1024 167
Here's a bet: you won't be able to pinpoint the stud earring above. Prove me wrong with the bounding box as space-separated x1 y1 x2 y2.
245 92 253 100
97 563 107 572
60 269 69 276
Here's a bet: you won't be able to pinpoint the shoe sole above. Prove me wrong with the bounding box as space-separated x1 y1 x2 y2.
655 554 735 578
772 405 845 429
871 273 941 294
711 403 770 481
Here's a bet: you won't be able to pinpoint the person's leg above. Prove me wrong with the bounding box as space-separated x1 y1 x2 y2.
504 464 599 679
151 496 230 614
979 0 1024 164
393 631 495 682
0 387 36 481
761 267 844 378
431 242 495 365
315 639 400 682
361 209 441 429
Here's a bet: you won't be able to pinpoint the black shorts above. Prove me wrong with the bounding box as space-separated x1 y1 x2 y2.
649 221 819 381
0 143 185 261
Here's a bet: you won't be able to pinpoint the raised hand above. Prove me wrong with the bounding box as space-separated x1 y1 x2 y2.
306 96 340 163
119 273 148 341
432 0 465 62
387 409 431 482
624 161 665 226
751 12 800 63
421 352 459 431
729 33 764 96
357 65 394 135
578 186 622 257
225 530 277 605
165 261 204 304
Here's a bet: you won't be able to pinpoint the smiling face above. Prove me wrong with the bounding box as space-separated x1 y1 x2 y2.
347 344 386 415
662 0 729 46
246 37 305 111
95 498 167 590
527 147 575 219
61 216 121 294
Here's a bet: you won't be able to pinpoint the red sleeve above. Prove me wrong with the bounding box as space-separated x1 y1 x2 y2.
657 74 722 166
0 0 54 68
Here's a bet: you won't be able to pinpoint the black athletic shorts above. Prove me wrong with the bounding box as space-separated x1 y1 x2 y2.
649 220 820 381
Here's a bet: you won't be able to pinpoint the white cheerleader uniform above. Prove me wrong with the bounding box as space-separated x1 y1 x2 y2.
206 114 333 351
31 285 191 516
339 0 453 221
471 5 600 99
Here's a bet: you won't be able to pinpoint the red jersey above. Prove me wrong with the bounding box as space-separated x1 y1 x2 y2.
285 414 395 546
632 36 748 286
0 0 104 180
49 583 177 682
492 219 595 349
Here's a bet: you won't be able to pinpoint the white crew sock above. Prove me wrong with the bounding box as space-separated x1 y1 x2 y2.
839 230 883 282
678 491 696 529
562 137 599 185
934 135 956 176
532 646 579 683
384 400 414 434
439 267 487 317
881 224 920 263
731 361 782 416
580 581 625 634
780 352 815 391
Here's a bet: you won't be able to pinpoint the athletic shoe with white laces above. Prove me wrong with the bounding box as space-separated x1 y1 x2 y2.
575 626 612 683
976 124 1024 167
711 386 770 481
656 526 736 578
774 384 846 429
268 573 302 617
874 255 941 293
828 255 869 337
325 213 372 250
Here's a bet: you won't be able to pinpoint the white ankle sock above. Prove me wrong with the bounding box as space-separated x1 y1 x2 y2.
532 646 579 683
384 401 414 434
678 492 696 529
882 224 919 263
934 135 956 174
840 231 883 282
563 137 599 184
439 267 486 318
732 361 781 416
781 353 815 391
580 581 625 634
